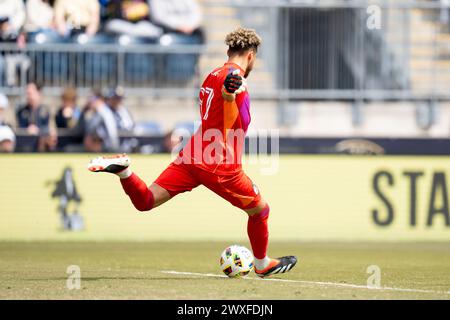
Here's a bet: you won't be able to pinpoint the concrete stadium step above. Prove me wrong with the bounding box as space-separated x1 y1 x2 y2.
410 59 450 69
410 46 436 58
202 18 241 30
202 5 236 17
410 73 450 81
383 3 450 95
199 0 274 92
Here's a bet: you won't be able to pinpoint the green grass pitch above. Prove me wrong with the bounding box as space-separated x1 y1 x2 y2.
0 241 449 299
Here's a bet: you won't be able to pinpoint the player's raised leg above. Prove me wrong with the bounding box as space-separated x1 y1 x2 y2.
87 154 171 211
245 199 297 278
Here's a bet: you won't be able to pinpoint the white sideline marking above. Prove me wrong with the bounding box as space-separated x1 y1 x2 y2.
161 270 450 296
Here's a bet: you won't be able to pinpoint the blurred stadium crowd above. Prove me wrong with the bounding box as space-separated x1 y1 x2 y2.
0 0 202 44
0 0 203 153
3 1 450 155
0 84 193 153
0 0 204 86
2 85 126 153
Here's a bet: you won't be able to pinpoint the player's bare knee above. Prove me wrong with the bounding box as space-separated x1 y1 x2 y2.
149 183 171 208
245 199 268 216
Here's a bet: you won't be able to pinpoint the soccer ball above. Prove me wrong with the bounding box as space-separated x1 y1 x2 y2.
220 245 254 278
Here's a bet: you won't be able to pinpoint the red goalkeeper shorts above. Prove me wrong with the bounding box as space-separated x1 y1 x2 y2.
154 162 261 210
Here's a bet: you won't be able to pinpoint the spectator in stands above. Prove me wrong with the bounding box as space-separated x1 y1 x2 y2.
0 125 15 152
0 32 4 85
0 93 15 152
37 127 58 152
163 128 186 154
0 1 28 86
0 0 26 40
54 0 100 37
24 0 57 35
104 0 162 39
105 86 135 133
16 82 50 135
0 92 10 125
55 87 81 129
149 0 203 39
82 91 119 152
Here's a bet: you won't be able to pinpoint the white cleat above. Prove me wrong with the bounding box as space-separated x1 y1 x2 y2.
254 256 298 278
87 154 131 174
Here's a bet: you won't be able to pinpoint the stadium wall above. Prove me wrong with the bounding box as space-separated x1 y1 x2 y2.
1 154 449 241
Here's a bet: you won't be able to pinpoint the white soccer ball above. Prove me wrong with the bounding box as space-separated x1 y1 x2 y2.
220 245 254 278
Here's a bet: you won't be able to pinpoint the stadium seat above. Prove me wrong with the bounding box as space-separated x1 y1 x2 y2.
134 121 163 136
72 33 116 87
161 33 203 83
173 121 199 135
27 31 68 86
115 36 157 86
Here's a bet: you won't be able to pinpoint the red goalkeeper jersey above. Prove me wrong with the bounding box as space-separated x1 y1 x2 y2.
178 62 251 175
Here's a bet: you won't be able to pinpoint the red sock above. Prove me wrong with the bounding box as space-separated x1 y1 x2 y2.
120 173 154 212
247 204 270 259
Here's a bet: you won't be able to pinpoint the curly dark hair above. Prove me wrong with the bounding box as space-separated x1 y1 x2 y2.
225 27 262 55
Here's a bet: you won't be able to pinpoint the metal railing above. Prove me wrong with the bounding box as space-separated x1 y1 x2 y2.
0 42 205 97
1 0 450 102
224 0 450 101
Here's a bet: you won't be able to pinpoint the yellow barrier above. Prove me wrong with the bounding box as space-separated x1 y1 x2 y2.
0 154 449 241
